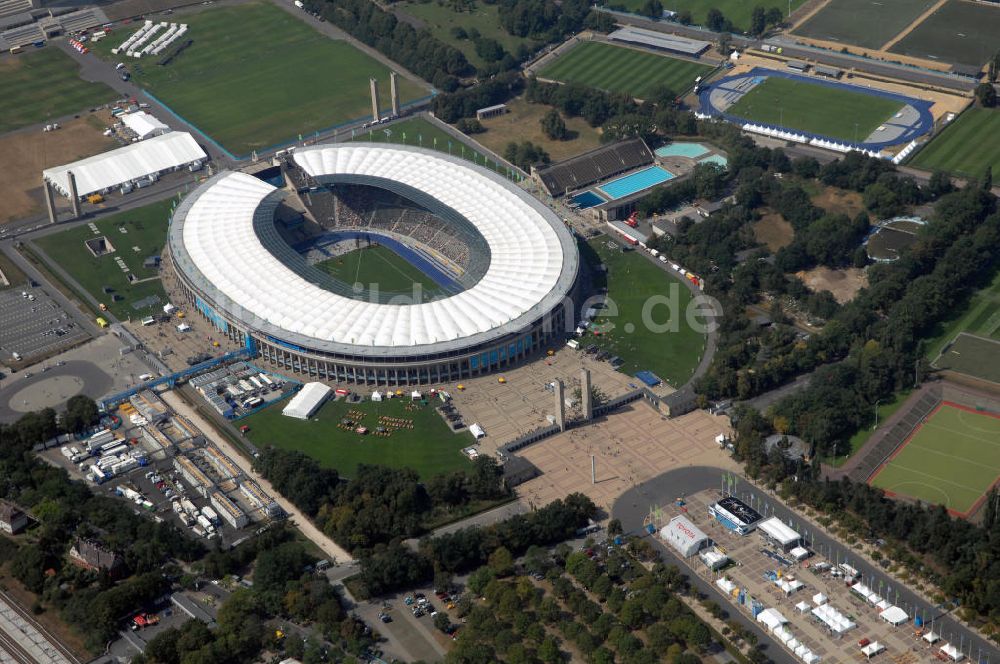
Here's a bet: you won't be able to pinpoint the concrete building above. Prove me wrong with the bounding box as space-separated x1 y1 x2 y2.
209 490 248 529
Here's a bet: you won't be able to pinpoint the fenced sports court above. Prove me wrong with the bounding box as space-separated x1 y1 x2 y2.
869 401 1000 517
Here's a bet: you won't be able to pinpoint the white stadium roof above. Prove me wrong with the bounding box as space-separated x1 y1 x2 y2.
171 144 575 352
44 132 205 198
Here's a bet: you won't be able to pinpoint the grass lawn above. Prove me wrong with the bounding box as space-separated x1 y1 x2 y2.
475 97 604 163
935 334 1000 385
888 0 1000 68
90 2 426 156
314 245 443 300
0 47 115 133
399 1 533 70
615 0 806 32
727 76 903 143
34 200 172 320
909 108 1000 179
0 251 28 290
924 270 1000 361
243 395 473 479
870 403 1000 515
823 390 911 467
538 41 715 100
353 116 519 178
793 0 936 50
582 239 706 386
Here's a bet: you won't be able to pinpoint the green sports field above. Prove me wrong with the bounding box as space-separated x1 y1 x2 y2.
583 239 706 386
243 395 473 479
888 0 1000 69
314 245 444 301
925 270 1000 360
0 47 115 133
793 0 936 50
870 403 1000 515
727 76 903 143
538 42 715 100
908 108 1000 179
90 2 426 156
33 200 172 320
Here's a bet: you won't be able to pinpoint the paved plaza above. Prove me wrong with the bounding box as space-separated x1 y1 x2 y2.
515 404 734 514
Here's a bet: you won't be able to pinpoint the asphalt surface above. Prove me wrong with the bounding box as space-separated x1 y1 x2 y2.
612 466 1000 664
0 286 88 363
0 360 113 421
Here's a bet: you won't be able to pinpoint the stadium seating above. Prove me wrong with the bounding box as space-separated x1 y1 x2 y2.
0 0 32 20
849 388 942 483
536 138 653 196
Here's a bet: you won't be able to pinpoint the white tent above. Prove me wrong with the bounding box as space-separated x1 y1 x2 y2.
758 517 801 548
851 583 873 600
940 644 965 662
812 593 827 606
922 631 940 644
469 423 486 439
699 548 729 570
716 577 737 594
790 546 810 560
371 391 383 402
777 578 805 595
802 652 820 664
795 601 811 613
410 390 422 400
176 323 190 332
660 515 709 557
868 593 883 605
861 642 885 659
43 132 206 199
879 606 908 626
876 599 891 611
121 111 170 140
756 608 788 632
282 382 331 420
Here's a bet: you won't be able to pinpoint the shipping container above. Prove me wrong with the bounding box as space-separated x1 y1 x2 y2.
201 505 219 524
258 374 273 386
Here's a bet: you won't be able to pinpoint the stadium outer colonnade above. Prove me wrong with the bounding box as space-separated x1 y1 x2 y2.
171 267 572 386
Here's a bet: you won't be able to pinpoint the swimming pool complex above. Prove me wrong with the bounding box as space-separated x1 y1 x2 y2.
598 166 675 200
655 142 710 159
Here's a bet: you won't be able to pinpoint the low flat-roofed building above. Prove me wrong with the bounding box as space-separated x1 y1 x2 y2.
203 445 241 480
608 26 710 57
814 65 842 79
129 390 169 424
210 490 248 529
708 495 762 535
173 456 214 497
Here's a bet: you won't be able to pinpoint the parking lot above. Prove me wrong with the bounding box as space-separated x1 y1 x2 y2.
0 286 89 364
663 490 950 664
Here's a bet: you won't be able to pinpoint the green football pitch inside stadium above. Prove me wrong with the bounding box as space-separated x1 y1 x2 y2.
89 2 426 156
581 239 705 386
313 245 444 301
908 108 1000 179
726 76 903 143
33 200 173 320
538 42 715 100
243 395 472 479
870 403 1000 516
0 47 115 133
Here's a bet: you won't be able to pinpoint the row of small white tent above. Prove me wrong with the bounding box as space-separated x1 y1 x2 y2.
114 19 155 53
808 137 883 159
742 123 810 144
811 602 856 634
892 140 919 165
755 609 819 663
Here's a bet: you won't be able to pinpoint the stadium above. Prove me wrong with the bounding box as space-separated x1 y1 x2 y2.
167 143 579 385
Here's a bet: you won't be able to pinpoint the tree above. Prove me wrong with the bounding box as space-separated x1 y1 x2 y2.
676 9 692 24
488 546 514 576
764 6 783 26
749 6 766 36
63 395 98 433
540 108 569 140
434 611 452 632
456 118 485 134
706 8 727 32
982 165 993 192
975 82 997 108
640 0 663 18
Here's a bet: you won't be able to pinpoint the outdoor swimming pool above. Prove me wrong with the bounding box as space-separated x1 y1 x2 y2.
655 142 710 159
570 190 607 209
598 166 675 200
699 154 729 168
